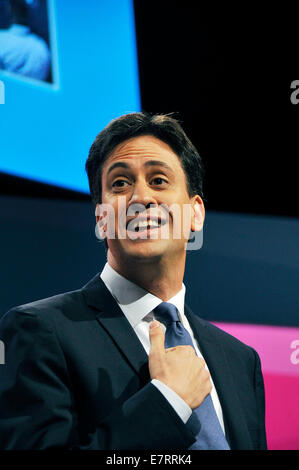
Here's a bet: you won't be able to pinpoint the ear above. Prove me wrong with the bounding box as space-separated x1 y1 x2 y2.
191 195 205 232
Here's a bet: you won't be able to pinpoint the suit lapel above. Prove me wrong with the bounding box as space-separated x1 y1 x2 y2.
82 273 253 449
81 273 150 385
185 304 254 450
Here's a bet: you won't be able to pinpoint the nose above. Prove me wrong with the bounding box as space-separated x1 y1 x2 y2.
127 179 158 213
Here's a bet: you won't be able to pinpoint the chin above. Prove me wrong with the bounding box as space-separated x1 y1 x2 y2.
108 237 186 265
128 240 187 264
124 242 166 262
109 238 166 263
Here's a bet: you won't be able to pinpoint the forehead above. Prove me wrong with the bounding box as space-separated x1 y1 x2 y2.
103 135 182 170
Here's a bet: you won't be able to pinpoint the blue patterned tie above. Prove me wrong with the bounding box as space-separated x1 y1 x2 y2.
154 302 230 450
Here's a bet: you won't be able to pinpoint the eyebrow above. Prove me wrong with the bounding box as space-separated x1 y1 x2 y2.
106 159 174 175
106 161 130 175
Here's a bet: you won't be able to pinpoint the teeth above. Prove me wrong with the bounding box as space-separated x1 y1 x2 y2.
147 220 160 227
129 219 160 231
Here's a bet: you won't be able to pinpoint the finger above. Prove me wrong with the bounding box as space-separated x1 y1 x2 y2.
149 321 165 357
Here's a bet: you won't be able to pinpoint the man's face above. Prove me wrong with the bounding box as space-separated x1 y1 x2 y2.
97 135 204 265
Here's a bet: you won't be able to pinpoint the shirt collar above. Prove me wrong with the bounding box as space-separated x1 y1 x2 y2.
100 262 186 328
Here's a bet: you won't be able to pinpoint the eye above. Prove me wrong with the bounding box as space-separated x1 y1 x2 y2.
112 179 130 188
150 177 168 186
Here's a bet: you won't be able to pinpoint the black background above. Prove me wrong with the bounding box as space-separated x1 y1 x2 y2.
133 1 299 218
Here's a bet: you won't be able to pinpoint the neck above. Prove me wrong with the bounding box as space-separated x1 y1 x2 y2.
107 251 186 300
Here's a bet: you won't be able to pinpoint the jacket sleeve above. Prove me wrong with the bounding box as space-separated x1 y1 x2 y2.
252 348 268 450
0 308 197 450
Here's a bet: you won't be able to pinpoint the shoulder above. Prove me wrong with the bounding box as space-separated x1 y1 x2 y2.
0 287 87 330
186 305 259 364
201 318 260 366
205 320 251 348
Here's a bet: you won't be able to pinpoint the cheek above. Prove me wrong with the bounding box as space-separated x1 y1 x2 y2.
165 190 193 224
170 205 192 240
102 196 129 239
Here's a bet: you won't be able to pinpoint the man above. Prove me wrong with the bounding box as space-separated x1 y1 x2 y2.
0 112 267 450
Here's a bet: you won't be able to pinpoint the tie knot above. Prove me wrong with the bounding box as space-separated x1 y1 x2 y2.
154 302 180 325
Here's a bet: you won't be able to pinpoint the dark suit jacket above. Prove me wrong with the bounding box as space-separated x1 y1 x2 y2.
0 273 267 450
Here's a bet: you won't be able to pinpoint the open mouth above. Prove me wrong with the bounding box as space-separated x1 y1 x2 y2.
126 217 167 233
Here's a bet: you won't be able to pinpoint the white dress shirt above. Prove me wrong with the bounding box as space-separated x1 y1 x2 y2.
100 262 226 434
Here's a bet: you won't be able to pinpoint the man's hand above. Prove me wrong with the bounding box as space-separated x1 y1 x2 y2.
149 320 212 409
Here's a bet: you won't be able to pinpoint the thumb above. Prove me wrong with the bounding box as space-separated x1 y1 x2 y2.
149 320 165 356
